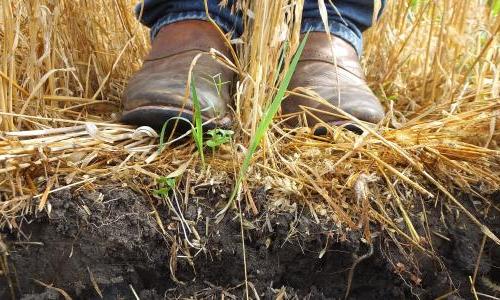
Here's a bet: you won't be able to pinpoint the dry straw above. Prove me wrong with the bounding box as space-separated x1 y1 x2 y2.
0 0 499 254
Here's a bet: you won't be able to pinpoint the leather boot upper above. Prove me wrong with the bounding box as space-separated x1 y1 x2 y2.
122 20 234 126
283 32 385 127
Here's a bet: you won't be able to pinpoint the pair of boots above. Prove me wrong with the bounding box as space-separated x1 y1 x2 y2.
122 21 384 133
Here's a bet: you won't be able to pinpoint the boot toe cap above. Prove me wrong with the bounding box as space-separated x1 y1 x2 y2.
343 102 385 124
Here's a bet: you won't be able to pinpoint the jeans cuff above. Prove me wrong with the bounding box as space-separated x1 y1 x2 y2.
150 12 234 40
301 20 363 56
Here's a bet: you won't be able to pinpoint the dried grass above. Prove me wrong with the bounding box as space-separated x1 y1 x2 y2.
0 0 499 251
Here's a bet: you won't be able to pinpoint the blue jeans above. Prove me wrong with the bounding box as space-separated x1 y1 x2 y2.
135 0 385 55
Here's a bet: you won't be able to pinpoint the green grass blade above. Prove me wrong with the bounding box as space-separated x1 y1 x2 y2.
492 0 500 16
158 116 193 153
217 32 310 219
158 119 169 153
190 78 205 167
157 79 206 165
272 41 289 86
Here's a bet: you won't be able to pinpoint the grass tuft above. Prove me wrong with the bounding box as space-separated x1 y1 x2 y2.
217 32 310 218
190 78 206 167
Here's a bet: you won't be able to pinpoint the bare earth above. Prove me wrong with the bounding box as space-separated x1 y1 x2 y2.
1 185 498 299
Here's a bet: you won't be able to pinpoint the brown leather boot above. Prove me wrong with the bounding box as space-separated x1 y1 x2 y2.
122 20 233 132
283 32 384 133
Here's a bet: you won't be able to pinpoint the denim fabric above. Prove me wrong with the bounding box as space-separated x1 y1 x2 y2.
135 0 243 38
302 0 386 55
135 0 386 55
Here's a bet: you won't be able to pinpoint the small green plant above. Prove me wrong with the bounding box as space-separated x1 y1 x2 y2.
153 176 176 198
216 32 311 218
191 78 206 167
157 79 206 166
206 128 234 150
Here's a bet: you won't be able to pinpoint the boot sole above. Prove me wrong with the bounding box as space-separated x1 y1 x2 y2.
121 105 215 133
313 121 368 135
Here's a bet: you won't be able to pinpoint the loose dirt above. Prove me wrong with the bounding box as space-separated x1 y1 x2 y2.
0 186 498 299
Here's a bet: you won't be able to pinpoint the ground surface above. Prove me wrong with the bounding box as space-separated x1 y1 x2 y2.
0 186 498 299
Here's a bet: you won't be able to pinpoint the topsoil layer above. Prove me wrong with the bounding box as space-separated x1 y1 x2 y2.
0 185 498 299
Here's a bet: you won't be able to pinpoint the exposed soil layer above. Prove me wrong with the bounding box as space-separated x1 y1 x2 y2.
0 186 498 299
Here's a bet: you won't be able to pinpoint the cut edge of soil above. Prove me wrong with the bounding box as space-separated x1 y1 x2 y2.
0 185 498 299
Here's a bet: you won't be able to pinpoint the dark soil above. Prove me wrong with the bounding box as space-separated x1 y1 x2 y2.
0 186 498 299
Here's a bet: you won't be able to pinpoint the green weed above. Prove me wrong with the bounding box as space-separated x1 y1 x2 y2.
217 32 310 218
206 128 234 150
191 78 206 167
156 79 205 168
158 79 227 166
153 176 176 198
